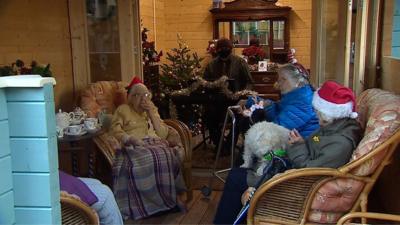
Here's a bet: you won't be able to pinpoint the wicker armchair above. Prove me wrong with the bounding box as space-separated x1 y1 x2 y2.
79 81 193 201
61 192 99 225
248 88 400 225
337 212 400 224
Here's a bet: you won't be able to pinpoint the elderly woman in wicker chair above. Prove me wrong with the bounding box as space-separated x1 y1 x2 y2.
110 77 186 220
213 81 363 224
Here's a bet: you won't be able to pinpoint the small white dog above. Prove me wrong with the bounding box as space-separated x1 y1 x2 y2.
241 121 290 176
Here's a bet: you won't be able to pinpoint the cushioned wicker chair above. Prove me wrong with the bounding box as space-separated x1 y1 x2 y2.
337 212 400 224
61 192 99 225
79 81 193 201
247 88 400 225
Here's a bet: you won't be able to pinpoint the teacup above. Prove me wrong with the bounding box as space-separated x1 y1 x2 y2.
67 125 84 135
56 126 64 138
84 118 98 131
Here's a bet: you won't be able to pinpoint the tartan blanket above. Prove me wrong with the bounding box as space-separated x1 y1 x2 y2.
112 138 185 220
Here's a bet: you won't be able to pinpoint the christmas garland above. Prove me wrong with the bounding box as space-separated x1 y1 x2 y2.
170 75 258 100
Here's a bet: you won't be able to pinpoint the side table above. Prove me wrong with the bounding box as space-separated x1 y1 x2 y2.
58 129 104 177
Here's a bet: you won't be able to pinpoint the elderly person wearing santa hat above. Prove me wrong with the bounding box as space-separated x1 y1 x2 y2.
110 76 186 221
213 81 362 225
286 80 362 168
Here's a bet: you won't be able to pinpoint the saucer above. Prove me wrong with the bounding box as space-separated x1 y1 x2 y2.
65 129 87 136
86 127 101 134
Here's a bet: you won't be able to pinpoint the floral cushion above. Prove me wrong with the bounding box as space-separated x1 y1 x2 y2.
351 89 400 176
308 89 400 223
80 81 127 117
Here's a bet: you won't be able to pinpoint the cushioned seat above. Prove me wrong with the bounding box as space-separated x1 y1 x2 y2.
79 81 193 201
247 88 400 224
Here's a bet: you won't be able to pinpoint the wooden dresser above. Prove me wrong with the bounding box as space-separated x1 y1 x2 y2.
251 71 280 101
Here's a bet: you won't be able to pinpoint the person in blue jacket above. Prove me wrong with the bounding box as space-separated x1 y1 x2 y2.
241 62 319 138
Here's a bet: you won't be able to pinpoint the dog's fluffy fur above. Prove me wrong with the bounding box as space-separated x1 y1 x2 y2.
241 121 290 176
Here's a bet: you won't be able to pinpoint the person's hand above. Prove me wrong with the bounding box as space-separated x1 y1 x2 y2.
263 99 272 107
241 109 251 117
123 135 144 146
241 187 256 205
140 98 154 113
288 129 304 145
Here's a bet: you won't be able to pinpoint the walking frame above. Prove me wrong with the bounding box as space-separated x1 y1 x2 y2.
201 105 240 197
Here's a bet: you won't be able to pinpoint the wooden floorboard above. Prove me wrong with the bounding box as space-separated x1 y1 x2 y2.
180 191 217 224
198 191 222 225
161 191 202 225
125 190 222 225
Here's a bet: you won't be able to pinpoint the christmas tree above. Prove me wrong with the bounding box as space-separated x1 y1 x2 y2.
160 35 204 135
160 34 203 92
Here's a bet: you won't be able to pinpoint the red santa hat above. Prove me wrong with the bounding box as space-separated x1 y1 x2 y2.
312 81 358 120
125 76 143 90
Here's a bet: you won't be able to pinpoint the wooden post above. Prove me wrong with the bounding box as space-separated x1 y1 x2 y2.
118 0 143 82
1 76 60 225
0 88 14 224
353 0 369 94
68 0 91 95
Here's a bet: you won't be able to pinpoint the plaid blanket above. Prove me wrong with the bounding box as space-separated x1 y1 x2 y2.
112 138 185 220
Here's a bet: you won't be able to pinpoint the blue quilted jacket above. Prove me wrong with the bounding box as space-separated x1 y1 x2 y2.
246 85 319 138
264 85 319 138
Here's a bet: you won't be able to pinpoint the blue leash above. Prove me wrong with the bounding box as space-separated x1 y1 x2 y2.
233 154 287 225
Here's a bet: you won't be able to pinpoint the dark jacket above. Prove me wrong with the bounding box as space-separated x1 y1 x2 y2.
264 85 319 138
287 118 362 169
203 54 253 92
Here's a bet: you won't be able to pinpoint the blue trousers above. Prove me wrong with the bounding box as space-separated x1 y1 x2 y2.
213 168 248 225
79 178 124 225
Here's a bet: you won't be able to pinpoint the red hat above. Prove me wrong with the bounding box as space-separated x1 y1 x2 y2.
125 76 143 90
312 81 358 119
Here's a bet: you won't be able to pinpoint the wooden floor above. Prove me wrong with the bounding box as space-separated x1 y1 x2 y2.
125 190 222 225
125 136 228 225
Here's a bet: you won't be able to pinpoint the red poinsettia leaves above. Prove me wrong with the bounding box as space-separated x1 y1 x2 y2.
242 46 266 60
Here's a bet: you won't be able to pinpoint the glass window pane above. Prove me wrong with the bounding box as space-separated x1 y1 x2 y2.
273 21 285 49
87 0 121 82
232 21 269 46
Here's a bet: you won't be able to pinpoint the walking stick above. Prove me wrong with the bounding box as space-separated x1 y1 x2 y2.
233 153 288 225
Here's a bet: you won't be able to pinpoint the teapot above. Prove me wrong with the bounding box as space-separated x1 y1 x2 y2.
56 109 73 129
70 107 87 125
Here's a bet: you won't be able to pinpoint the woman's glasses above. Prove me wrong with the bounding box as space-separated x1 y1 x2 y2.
131 93 150 98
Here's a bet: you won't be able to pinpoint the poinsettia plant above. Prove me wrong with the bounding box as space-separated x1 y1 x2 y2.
142 27 163 65
242 45 266 63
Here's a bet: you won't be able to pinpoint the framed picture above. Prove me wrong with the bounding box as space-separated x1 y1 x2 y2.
258 60 268 72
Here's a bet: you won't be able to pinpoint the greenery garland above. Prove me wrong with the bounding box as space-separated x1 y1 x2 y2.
170 75 258 100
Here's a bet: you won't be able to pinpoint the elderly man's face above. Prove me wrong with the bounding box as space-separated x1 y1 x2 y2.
128 84 151 112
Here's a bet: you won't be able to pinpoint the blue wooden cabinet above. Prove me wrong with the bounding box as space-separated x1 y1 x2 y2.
0 76 60 225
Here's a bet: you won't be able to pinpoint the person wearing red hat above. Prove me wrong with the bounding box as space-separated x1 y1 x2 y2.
110 76 187 220
286 80 362 168
214 81 363 225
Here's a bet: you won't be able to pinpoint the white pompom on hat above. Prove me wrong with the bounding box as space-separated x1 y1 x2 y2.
312 81 358 120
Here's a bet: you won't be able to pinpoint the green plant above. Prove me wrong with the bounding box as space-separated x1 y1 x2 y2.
0 60 52 77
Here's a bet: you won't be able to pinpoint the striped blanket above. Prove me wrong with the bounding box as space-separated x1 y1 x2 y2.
112 138 185 220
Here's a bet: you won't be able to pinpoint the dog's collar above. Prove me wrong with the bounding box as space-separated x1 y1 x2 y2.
263 149 286 161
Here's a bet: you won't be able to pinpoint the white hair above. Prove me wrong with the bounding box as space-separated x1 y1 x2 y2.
278 63 309 88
